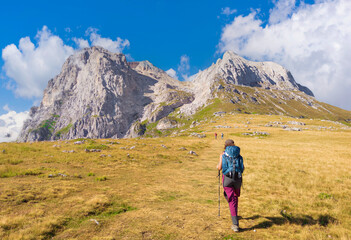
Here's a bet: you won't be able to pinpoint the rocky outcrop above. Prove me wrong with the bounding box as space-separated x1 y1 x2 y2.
18 48 319 142
156 118 179 130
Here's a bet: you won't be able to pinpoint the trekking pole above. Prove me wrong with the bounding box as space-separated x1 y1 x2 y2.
218 170 220 217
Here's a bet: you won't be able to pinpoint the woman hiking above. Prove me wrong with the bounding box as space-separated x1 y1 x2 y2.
217 139 244 232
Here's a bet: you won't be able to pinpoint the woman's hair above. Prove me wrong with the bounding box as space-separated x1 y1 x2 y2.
224 139 235 149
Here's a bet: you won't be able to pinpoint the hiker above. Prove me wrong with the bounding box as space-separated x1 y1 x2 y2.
221 133 224 139
215 132 217 139
217 139 244 232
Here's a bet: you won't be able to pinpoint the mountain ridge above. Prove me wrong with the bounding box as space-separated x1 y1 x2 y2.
17 47 351 141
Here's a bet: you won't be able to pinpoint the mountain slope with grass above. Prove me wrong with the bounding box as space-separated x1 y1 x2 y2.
177 51 350 122
1 113 351 239
17 47 351 142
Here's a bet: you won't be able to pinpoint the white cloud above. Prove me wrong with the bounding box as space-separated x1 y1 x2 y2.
0 109 29 142
72 29 131 53
269 0 296 24
178 55 190 73
221 7 237 16
86 27 130 53
165 55 198 81
170 55 199 81
73 37 90 49
218 0 351 110
125 53 134 61
166 68 178 80
3 104 10 112
2 26 75 98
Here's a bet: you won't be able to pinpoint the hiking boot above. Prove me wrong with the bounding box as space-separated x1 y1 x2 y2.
231 216 239 225
231 216 239 232
231 224 239 232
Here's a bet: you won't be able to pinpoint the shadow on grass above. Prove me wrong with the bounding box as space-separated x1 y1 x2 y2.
239 212 337 232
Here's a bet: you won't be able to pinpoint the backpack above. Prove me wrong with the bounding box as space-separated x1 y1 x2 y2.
222 146 244 179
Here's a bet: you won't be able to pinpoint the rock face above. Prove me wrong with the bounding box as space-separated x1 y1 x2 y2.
18 47 193 141
18 48 317 142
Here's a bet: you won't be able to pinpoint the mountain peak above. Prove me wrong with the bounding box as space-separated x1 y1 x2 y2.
18 47 193 141
222 50 243 60
216 50 313 96
66 46 127 70
179 50 315 115
133 60 161 73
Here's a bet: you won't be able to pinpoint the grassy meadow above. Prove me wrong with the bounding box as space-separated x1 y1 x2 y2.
0 113 351 239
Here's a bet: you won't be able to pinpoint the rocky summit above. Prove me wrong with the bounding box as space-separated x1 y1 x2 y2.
179 51 314 115
18 47 351 141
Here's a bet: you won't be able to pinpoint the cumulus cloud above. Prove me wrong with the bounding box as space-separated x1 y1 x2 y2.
85 27 130 53
73 37 90 49
269 0 296 24
166 68 178 80
218 0 351 110
221 7 237 16
72 28 130 52
2 26 75 98
0 107 29 142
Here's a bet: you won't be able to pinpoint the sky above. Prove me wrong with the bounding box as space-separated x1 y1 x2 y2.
1 0 350 142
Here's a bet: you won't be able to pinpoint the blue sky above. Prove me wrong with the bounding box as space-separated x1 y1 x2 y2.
1 0 350 141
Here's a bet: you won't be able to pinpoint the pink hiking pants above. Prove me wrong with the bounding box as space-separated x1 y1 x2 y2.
222 175 241 216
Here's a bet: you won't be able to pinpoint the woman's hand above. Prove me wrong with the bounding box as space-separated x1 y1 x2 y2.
217 153 223 170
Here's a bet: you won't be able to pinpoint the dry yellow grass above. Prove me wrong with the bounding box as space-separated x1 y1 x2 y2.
0 113 350 240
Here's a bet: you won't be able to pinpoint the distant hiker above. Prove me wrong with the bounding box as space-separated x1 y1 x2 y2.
217 139 244 232
215 132 217 139
221 133 224 139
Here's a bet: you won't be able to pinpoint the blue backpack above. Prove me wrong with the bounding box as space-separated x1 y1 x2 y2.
222 146 244 178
